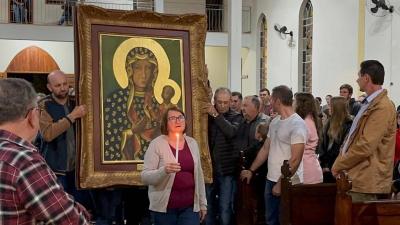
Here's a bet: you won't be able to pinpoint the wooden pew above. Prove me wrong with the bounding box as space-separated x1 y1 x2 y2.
280 160 400 225
236 151 266 225
280 160 336 225
335 172 400 225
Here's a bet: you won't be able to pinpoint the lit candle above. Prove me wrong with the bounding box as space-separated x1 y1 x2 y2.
175 133 179 162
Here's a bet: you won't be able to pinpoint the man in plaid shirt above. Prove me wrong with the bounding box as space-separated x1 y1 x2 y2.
0 78 90 224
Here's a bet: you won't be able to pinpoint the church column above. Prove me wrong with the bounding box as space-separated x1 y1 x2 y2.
154 0 164 13
227 0 242 92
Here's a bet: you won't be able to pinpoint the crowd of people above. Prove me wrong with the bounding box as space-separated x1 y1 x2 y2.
0 59 399 225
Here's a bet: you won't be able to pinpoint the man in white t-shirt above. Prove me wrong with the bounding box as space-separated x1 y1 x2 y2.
240 85 307 225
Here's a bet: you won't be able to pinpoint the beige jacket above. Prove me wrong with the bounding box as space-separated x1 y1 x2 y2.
332 89 396 193
141 135 207 212
38 99 72 142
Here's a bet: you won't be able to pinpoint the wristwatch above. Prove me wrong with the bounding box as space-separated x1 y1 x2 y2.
212 112 218 118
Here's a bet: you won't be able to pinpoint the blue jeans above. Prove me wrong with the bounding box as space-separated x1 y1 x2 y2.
151 207 200 225
13 4 24 23
264 179 280 225
205 175 237 225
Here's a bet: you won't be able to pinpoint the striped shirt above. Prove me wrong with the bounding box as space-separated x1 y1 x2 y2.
0 129 90 224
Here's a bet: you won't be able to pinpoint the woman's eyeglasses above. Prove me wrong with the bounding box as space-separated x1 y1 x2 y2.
167 115 185 122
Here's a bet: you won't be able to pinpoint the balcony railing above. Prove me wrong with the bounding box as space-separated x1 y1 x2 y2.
206 4 251 33
206 4 223 32
0 0 251 33
0 0 151 25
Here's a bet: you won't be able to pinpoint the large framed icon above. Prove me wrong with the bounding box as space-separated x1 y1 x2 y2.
75 5 212 188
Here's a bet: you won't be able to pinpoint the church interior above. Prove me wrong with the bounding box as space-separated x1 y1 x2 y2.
1 0 400 225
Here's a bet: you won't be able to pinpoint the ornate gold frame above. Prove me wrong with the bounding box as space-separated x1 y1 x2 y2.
75 5 212 188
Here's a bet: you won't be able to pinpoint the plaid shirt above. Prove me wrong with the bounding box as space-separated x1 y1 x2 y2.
0 129 90 225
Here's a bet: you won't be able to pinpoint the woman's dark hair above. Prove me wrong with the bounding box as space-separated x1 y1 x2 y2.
160 106 186 135
328 96 352 142
294 92 322 138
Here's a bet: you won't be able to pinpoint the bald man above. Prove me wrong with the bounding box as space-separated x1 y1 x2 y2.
39 70 87 204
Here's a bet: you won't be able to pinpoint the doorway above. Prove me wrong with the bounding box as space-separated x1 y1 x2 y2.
7 73 50 95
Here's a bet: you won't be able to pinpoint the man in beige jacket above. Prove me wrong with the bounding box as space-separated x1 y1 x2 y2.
332 60 396 201
39 70 87 202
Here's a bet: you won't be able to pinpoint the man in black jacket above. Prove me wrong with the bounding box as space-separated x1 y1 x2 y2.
236 95 270 151
204 87 243 225
236 95 270 224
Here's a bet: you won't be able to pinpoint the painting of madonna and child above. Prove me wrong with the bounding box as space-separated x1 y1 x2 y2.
101 35 185 163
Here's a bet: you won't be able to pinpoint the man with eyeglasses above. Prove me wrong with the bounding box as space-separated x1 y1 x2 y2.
38 70 89 207
203 87 243 225
0 78 90 224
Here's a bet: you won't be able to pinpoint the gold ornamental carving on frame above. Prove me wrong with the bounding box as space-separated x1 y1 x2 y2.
75 5 212 188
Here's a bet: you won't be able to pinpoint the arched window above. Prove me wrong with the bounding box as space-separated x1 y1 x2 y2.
259 14 267 90
299 0 313 93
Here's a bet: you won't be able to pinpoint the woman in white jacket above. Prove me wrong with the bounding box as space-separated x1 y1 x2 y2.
141 106 207 225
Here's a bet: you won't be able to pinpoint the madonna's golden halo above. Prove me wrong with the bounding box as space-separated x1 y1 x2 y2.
113 37 181 104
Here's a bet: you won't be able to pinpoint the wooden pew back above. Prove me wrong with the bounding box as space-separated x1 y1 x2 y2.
280 160 336 225
335 171 400 225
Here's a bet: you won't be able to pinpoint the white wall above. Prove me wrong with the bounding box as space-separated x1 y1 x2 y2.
241 46 256 96
364 1 400 106
165 0 205 14
244 0 360 102
0 37 228 92
0 39 75 74
33 1 64 25
0 0 8 23
204 46 250 94
205 46 228 92
2 1 399 106
0 23 73 42
84 0 134 10
312 0 359 99
244 0 303 96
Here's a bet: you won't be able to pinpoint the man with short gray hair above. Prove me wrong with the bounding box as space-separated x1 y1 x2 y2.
203 87 243 225
0 78 90 224
235 95 270 224
237 95 270 151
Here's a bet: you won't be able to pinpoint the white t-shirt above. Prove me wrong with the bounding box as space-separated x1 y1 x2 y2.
267 113 308 183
